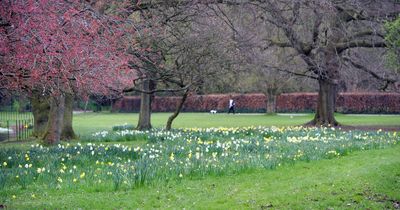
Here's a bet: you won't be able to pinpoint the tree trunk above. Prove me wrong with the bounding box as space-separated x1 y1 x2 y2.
42 94 65 145
265 89 277 114
84 100 88 112
166 89 189 130
61 93 76 140
136 79 153 130
266 96 276 114
307 13 341 127
31 93 50 138
307 79 339 126
308 45 340 126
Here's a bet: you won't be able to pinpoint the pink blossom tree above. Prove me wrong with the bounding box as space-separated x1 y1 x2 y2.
0 0 137 144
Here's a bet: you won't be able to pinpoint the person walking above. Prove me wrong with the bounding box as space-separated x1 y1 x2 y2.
228 98 235 114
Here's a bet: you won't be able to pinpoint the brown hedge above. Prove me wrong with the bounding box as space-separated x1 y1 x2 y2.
112 92 400 114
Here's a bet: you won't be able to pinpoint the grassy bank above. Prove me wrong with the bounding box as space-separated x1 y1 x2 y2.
4 144 399 209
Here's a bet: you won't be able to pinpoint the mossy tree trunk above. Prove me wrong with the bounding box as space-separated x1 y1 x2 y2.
61 93 76 140
31 92 50 138
42 94 65 145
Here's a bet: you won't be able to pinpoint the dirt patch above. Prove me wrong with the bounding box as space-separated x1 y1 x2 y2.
339 125 400 132
302 124 400 132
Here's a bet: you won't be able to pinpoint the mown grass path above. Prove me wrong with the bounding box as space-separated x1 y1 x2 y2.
73 112 400 136
6 145 400 209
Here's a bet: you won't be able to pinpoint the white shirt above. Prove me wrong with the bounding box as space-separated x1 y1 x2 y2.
229 99 234 108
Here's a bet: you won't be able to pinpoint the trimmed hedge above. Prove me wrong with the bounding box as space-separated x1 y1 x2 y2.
337 92 400 114
276 93 317 113
112 92 400 114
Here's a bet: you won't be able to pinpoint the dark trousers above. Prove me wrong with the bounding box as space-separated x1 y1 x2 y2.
228 106 235 114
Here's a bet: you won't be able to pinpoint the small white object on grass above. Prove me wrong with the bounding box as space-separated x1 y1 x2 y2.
210 110 217 114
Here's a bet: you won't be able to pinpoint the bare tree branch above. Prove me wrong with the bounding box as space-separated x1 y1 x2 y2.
337 40 386 53
342 56 397 90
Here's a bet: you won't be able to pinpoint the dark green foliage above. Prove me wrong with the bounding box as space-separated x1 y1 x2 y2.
385 16 400 73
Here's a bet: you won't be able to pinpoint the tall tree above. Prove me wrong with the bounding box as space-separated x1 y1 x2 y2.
236 0 398 125
0 0 136 144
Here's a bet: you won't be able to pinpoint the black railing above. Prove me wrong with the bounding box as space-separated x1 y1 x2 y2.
0 111 34 142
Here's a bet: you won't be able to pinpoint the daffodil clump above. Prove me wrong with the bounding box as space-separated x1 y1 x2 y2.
89 128 183 142
0 126 399 197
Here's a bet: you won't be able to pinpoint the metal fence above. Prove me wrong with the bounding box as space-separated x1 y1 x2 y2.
0 111 34 142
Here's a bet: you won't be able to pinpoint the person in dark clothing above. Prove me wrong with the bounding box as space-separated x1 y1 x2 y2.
228 98 235 114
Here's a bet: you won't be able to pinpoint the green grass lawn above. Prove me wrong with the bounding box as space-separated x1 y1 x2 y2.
6 144 400 209
73 112 400 136
1 112 400 209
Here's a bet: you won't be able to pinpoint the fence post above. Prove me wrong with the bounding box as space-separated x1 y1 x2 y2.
28 119 31 139
24 120 27 140
23 120 25 140
25 120 27 140
28 119 31 138
7 120 9 141
17 120 20 141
